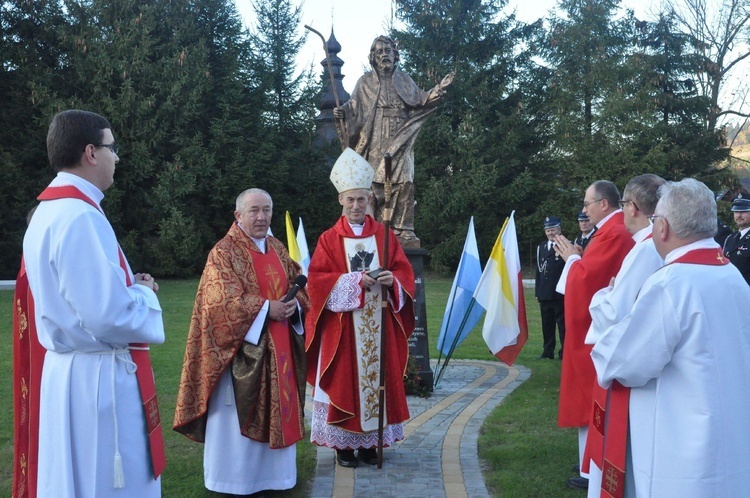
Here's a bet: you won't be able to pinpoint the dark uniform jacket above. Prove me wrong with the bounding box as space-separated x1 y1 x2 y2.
724 230 750 285
535 241 565 301
574 232 593 250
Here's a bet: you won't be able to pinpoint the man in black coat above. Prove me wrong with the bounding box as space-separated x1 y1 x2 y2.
723 196 750 285
573 212 594 249
535 216 566 359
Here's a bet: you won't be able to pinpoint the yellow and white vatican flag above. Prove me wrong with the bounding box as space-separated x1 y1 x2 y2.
285 211 302 260
472 211 528 365
295 217 310 276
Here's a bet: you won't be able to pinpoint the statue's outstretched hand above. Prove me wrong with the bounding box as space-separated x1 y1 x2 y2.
333 107 344 119
440 71 456 90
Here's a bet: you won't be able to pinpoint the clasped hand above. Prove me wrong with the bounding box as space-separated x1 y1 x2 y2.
269 299 296 321
362 270 394 290
553 235 583 261
135 273 159 292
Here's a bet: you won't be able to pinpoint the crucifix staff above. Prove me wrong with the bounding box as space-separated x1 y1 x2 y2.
377 153 393 469
304 24 348 151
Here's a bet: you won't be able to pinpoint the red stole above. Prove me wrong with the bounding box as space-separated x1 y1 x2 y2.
12 259 45 498
13 185 166 492
247 247 303 445
584 234 655 478
588 244 727 498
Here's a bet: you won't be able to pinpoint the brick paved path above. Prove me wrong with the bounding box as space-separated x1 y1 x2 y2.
306 360 530 498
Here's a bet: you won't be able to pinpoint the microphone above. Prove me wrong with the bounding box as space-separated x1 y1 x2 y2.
282 275 307 303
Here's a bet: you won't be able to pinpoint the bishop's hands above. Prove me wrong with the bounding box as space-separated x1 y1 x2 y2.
553 235 583 262
135 273 159 293
362 270 394 290
269 299 297 321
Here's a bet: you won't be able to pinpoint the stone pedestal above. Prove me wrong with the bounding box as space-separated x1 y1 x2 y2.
404 248 433 391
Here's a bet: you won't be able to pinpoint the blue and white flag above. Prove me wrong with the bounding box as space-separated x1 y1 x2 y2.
437 217 484 355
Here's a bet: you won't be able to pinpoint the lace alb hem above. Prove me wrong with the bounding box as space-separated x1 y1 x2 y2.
310 401 404 449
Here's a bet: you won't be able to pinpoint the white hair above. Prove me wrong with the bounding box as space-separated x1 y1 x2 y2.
656 178 716 239
236 188 272 211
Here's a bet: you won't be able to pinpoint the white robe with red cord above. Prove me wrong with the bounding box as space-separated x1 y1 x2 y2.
583 226 663 497
23 173 164 497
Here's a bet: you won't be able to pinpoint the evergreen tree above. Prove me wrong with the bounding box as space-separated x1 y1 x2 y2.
246 0 326 239
0 0 68 278
392 0 547 269
537 0 633 202
616 13 730 186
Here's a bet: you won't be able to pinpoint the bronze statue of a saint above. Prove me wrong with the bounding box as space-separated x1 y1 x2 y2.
333 36 454 248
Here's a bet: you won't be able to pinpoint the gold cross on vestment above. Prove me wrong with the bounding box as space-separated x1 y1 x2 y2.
604 466 619 493
147 398 161 432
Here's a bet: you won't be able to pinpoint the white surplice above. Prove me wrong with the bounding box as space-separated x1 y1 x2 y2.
23 173 164 498
584 225 663 496
586 225 662 345
592 238 750 497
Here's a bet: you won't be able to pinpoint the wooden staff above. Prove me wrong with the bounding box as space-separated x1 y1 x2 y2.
304 24 347 151
377 153 393 469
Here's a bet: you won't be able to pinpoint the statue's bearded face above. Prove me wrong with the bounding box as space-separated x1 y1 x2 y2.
373 40 395 74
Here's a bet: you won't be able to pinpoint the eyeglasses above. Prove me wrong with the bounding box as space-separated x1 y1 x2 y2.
647 214 666 223
582 198 603 209
618 199 640 211
93 143 119 154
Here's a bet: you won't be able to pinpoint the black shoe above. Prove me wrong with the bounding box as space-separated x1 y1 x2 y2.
567 476 588 490
358 447 379 465
336 449 358 468
537 354 554 359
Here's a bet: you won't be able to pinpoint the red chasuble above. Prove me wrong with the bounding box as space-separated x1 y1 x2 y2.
558 211 634 428
173 223 309 448
305 215 415 433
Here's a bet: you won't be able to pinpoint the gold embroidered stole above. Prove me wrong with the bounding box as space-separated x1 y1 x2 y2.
342 235 386 431
235 246 304 447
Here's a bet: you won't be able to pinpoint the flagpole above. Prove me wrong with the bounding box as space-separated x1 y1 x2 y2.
435 298 478 385
434 217 485 386
434 286 462 376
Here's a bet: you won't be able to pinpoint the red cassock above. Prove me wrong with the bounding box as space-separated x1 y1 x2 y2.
558 211 634 427
305 215 415 433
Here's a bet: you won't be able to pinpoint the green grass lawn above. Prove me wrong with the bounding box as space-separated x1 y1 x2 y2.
0 275 580 497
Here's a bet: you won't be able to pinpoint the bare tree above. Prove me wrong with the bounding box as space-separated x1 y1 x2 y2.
666 0 750 136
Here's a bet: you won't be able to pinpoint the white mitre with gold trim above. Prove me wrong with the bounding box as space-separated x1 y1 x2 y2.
330 147 374 193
